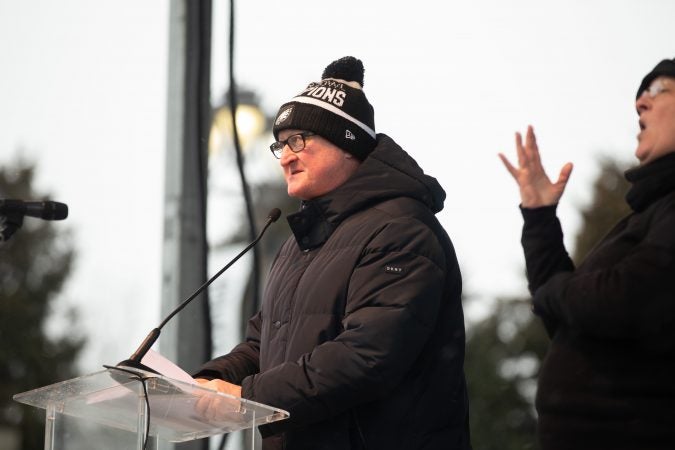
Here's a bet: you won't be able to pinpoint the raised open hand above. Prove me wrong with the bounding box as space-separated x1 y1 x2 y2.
498 125 573 208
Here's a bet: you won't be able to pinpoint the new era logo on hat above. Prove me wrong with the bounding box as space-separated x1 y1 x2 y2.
345 130 356 140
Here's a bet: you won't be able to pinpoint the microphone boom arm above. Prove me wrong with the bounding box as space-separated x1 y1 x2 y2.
121 208 281 368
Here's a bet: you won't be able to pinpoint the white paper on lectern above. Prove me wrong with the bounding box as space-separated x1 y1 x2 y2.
141 349 196 384
86 350 194 405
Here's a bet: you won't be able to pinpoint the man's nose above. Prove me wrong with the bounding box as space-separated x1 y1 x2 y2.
279 146 297 165
636 93 650 115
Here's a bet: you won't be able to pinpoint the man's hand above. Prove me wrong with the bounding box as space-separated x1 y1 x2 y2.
194 378 242 397
193 378 244 422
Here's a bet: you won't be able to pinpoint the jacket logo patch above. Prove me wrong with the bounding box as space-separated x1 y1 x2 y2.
384 265 404 275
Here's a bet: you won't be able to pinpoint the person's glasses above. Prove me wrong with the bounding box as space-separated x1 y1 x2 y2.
641 78 672 99
270 132 315 159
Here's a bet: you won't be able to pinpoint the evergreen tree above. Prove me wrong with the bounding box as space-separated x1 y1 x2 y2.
572 157 631 262
0 158 84 450
465 297 547 449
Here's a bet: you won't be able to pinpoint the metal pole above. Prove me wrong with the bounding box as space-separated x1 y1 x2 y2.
160 0 213 449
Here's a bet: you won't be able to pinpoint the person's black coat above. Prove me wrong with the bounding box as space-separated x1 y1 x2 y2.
196 134 471 450
521 153 675 450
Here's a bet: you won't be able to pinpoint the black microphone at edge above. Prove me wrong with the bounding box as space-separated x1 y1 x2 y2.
0 199 69 220
115 208 282 373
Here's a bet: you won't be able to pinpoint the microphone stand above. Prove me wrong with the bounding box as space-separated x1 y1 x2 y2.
0 212 23 242
116 208 281 372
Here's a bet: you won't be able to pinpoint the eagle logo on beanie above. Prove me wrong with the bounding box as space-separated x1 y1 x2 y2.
275 106 293 126
272 56 377 160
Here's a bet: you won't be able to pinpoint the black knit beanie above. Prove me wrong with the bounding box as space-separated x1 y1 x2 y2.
636 57 675 99
272 56 376 160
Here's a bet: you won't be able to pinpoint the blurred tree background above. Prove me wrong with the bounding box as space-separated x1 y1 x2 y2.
0 158 84 450
465 157 632 449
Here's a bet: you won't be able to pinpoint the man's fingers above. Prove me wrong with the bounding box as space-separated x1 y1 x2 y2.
194 394 210 416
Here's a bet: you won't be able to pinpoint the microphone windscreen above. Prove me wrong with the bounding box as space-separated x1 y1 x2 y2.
268 208 282 222
46 202 69 220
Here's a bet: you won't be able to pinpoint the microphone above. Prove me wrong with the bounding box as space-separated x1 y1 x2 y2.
116 208 282 372
0 199 68 220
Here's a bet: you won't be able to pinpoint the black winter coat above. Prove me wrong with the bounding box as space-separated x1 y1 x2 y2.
196 134 471 450
521 153 675 450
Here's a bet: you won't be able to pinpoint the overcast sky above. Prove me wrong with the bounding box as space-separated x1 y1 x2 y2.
1 0 674 373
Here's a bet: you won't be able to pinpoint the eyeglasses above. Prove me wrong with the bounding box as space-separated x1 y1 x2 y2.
269 132 315 159
641 78 672 99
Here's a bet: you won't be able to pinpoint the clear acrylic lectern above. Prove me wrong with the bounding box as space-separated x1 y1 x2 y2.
13 367 289 450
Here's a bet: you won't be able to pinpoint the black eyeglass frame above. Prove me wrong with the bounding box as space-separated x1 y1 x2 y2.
269 132 316 159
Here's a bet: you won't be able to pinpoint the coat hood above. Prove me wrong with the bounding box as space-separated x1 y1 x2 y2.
288 134 447 250
348 133 446 210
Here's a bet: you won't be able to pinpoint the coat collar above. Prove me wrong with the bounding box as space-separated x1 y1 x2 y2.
287 201 336 251
625 152 675 212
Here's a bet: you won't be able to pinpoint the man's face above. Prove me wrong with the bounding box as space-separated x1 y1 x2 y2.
636 76 675 165
277 129 360 200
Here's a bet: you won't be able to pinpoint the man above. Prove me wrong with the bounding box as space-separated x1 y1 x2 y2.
194 56 471 450
499 58 675 449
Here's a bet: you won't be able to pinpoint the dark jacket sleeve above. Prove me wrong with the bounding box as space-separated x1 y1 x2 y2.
520 205 575 335
241 218 449 434
525 196 675 340
521 204 575 292
193 311 262 383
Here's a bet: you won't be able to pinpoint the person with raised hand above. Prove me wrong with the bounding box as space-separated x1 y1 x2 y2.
500 58 675 450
